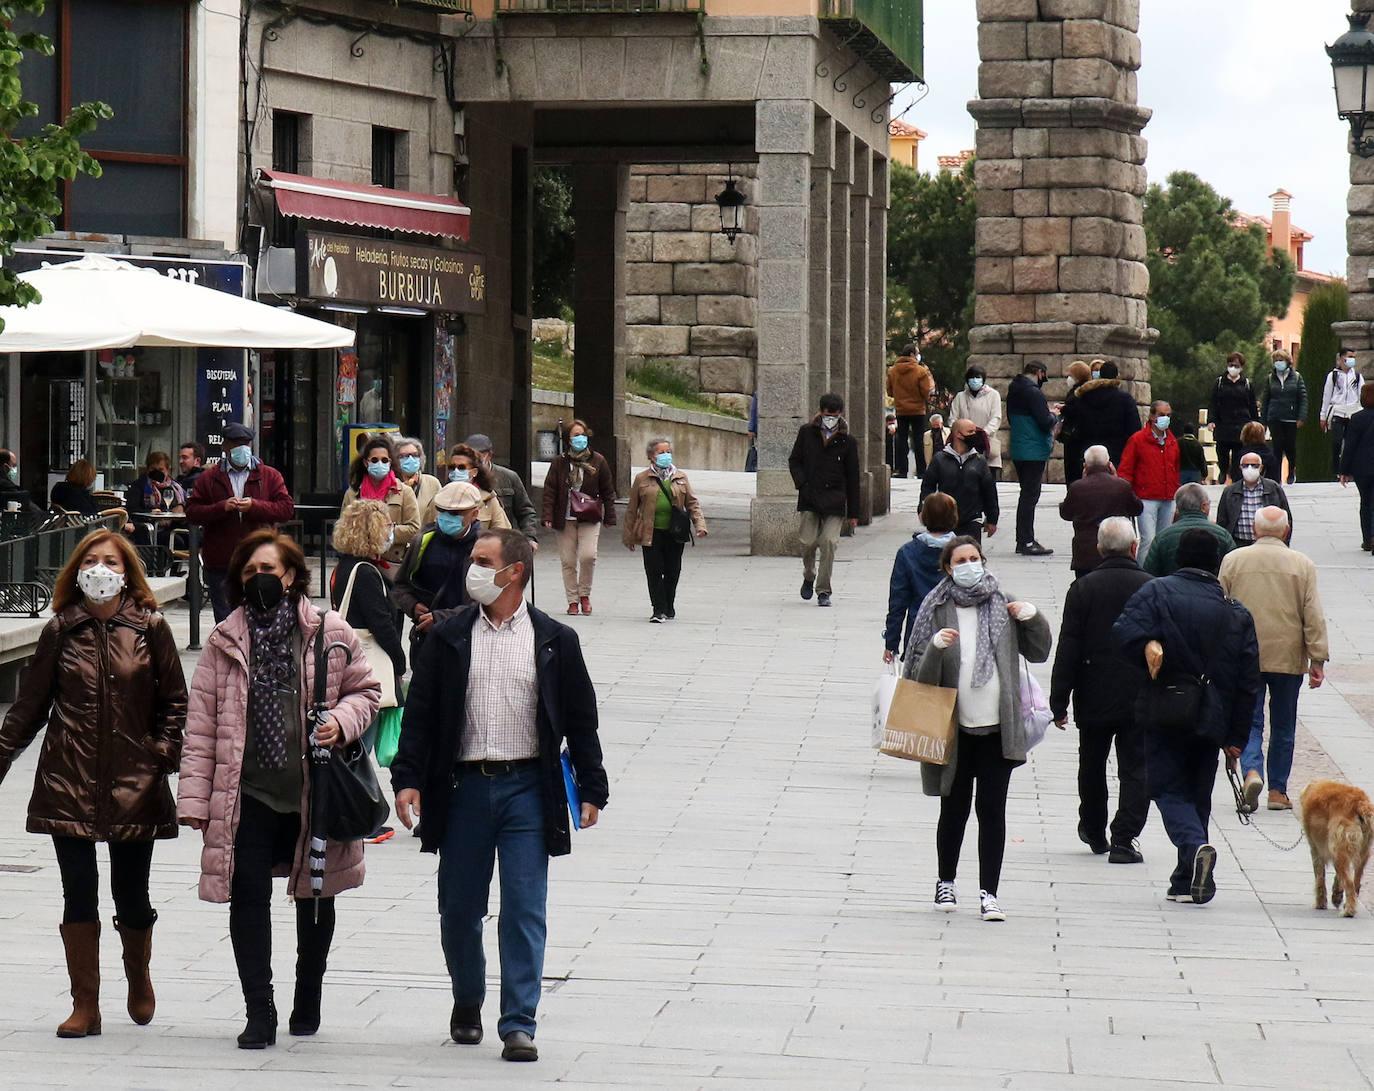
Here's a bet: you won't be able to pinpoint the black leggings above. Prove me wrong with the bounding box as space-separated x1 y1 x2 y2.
229 794 335 1003
1216 441 1242 483
52 837 155 928
1269 421 1298 481
936 731 1017 895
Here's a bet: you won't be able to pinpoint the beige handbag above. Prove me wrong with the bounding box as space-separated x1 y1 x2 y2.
335 561 399 709
880 678 957 765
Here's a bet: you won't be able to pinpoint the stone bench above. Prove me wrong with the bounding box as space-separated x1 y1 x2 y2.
0 575 186 698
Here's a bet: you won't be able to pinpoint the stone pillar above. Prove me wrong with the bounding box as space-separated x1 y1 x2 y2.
750 99 814 555
572 162 630 493
829 126 853 430
1337 2 1374 373
848 144 873 523
809 115 835 411
868 152 891 517
969 0 1153 481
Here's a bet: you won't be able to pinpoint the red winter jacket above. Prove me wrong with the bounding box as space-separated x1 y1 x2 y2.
184 459 295 569
1117 426 1180 502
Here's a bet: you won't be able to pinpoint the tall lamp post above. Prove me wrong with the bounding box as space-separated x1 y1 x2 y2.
1329 11 1374 372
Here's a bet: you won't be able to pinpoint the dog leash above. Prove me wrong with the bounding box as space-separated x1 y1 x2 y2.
1226 766 1305 852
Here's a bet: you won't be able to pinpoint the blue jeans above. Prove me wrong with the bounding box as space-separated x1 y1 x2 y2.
1241 672 1303 794
438 764 548 1039
1145 732 1217 895
1135 499 1175 560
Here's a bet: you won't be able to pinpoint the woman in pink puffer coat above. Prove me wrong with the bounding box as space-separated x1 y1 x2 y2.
178 530 379 1050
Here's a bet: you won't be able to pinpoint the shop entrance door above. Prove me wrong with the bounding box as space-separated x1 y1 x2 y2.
354 314 425 438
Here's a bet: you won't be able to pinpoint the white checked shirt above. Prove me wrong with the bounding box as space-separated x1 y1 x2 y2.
460 600 539 760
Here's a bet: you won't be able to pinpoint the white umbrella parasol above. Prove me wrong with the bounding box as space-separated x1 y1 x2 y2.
0 253 354 351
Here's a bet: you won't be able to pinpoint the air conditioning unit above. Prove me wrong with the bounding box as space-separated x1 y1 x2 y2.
256 246 299 299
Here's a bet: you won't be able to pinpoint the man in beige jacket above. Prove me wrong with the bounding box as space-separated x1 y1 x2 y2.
1218 506 1328 812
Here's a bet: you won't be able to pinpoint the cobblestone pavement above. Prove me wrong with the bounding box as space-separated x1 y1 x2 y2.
1 472 1373 1088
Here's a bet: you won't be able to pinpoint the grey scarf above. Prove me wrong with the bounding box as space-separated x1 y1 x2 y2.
907 571 1009 687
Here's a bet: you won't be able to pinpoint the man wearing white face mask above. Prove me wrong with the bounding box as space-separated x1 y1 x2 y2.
788 392 860 607
1216 453 1291 545
185 423 295 623
391 529 608 1063
1321 351 1363 479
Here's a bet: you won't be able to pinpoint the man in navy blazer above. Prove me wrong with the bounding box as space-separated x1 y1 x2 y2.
392 529 608 1062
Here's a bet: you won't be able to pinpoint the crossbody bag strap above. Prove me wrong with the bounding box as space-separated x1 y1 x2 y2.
655 475 679 508
312 609 328 710
336 560 365 619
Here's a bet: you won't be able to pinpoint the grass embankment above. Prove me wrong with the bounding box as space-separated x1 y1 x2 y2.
532 341 745 419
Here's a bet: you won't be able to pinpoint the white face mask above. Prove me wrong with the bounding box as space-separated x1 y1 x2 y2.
951 560 984 588
77 563 125 605
465 561 514 606
821 415 840 431
1241 465 1261 484
1227 366 1241 378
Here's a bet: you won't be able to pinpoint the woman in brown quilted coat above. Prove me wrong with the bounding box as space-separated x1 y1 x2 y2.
0 528 187 1038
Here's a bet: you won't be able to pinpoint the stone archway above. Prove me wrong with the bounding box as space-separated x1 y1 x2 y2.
968 0 1153 477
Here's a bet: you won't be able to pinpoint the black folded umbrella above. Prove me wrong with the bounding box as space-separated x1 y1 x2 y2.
307 639 354 923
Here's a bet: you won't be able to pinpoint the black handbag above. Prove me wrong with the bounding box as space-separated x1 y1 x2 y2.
1147 670 1207 734
656 476 694 546
309 615 390 842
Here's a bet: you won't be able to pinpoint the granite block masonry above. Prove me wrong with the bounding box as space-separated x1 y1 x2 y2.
625 163 758 413
970 0 1156 481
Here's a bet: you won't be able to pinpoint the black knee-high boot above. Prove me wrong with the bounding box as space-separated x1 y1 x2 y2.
229 898 276 1048
289 897 335 1036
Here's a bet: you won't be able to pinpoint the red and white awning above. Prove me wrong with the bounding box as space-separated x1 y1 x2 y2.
258 170 471 241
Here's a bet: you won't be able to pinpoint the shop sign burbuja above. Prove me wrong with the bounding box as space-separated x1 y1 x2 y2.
299 231 485 314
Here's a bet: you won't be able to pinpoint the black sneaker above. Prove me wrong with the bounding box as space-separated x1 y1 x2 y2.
1190 844 1217 905
817 592 832 607
649 613 665 623
664 609 676 620
1078 824 1110 855
1108 841 1144 864
1016 542 1054 556
800 579 814 600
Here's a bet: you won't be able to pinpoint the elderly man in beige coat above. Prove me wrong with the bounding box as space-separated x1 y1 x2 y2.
1219 506 1329 812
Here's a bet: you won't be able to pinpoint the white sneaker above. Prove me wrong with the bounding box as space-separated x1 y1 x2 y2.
934 880 957 912
979 890 1006 922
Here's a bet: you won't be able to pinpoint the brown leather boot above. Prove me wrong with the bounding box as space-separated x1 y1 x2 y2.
56 921 102 1038
114 912 156 1025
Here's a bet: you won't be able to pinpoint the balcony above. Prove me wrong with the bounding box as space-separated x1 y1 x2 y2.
494 0 702 11
820 0 922 84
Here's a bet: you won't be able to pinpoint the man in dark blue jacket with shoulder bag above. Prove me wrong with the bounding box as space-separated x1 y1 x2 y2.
391 529 609 1064
1113 529 1259 906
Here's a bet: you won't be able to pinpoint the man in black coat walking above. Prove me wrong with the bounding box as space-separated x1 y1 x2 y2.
1113 530 1260 905
1051 517 1153 863
788 392 860 607
919 419 1000 542
392 530 609 1061
1062 361 1142 466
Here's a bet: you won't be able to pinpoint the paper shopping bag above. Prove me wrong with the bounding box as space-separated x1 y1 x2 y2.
880 678 957 765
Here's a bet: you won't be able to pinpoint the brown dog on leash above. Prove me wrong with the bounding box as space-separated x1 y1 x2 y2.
1301 780 1374 918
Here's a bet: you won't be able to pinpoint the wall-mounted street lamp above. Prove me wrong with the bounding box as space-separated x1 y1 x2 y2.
714 167 747 245
1328 12 1374 157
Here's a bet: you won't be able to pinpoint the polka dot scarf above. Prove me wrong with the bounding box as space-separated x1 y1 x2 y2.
246 597 299 771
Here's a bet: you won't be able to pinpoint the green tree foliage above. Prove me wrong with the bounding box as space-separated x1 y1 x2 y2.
1295 280 1349 482
532 165 574 320
1144 171 1297 424
886 160 976 392
0 0 111 331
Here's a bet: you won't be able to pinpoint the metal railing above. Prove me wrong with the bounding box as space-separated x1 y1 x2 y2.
494 0 701 12
0 515 123 588
820 0 922 84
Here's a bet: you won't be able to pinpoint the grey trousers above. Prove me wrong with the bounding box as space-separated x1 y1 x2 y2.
799 512 843 594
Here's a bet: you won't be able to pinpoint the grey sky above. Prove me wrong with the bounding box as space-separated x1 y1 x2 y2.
893 1 1351 276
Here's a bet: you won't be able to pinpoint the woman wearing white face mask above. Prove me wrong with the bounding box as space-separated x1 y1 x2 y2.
1209 352 1258 483
0 529 187 1037
949 364 1003 479
903 537 1052 923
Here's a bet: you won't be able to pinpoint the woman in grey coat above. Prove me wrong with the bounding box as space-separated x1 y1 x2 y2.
903 536 1052 922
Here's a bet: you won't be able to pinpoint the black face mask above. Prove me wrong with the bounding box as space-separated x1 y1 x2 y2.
149 469 166 483
243 572 286 612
